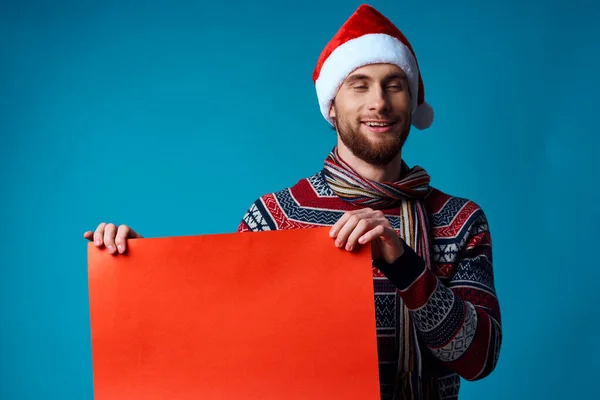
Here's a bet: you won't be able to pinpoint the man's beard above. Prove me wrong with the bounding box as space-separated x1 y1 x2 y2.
335 113 410 167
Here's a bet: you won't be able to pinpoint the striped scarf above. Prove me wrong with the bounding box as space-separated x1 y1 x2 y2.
322 147 438 400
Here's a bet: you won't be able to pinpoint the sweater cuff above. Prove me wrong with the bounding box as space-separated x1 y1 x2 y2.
372 244 426 291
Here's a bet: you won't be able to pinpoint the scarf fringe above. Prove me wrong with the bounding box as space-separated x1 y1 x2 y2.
394 372 441 400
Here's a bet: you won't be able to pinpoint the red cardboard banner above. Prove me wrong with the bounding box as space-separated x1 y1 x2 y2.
87 227 380 399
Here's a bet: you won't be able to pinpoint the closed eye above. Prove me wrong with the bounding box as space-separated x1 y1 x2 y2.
386 84 404 92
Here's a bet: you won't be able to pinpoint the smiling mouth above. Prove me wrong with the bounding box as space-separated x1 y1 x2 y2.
363 121 395 127
360 120 399 133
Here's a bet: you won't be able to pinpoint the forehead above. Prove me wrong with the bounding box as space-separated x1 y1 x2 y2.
346 63 406 80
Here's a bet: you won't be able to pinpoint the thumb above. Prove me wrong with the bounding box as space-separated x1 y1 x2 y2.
380 226 400 241
129 229 143 239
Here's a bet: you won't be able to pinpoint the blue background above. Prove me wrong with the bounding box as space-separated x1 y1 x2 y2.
1 0 599 398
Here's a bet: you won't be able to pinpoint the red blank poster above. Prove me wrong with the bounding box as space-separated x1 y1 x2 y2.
87 227 381 399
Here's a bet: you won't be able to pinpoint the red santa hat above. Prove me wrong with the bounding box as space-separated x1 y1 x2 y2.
312 4 434 130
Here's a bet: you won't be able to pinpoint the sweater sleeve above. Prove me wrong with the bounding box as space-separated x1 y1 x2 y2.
237 199 274 232
374 206 502 381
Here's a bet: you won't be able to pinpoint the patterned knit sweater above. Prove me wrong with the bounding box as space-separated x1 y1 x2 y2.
237 170 502 399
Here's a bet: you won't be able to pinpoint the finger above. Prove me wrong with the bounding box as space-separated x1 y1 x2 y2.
356 212 390 245
335 213 372 249
359 225 396 245
345 219 376 251
93 223 107 247
83 231 93 241
103 223 118 254
114 225 130 253
330 211 354 238
330 209 372 239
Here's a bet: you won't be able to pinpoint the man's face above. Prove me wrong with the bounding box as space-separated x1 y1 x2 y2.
329 63 412 166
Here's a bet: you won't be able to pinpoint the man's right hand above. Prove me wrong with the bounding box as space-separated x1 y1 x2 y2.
83 222 143 255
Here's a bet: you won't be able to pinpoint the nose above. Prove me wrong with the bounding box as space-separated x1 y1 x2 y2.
367 86 390 114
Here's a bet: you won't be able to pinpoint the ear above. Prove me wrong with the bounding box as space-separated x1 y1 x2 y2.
328 102 336 119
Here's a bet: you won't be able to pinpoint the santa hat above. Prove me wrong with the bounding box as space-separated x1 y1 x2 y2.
312 4 434 130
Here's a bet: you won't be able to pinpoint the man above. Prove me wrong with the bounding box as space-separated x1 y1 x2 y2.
84 4 502 399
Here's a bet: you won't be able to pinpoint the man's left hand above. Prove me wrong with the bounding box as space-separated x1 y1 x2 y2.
329 208 404 264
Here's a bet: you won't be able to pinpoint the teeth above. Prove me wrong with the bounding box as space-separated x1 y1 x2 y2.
366 122 391 127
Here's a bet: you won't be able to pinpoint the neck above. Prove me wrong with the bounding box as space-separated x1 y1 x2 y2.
336 141 403 182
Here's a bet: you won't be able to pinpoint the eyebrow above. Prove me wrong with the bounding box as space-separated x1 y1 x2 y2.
345 74 371 84
345 72 408 85
383 73 408 84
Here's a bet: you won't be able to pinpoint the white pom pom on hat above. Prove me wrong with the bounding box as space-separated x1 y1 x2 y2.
312 4 434 130
412 101 434 130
